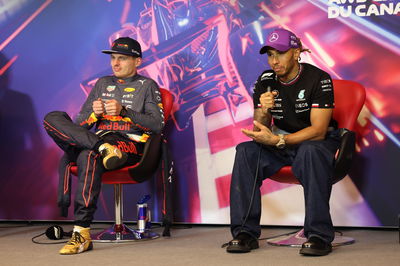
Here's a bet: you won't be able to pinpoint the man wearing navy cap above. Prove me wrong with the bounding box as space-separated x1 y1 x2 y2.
226 29 340 256
43 37 164 254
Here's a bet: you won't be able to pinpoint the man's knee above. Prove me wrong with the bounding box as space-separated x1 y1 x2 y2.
293 141 334 180
235 141 259 157
297 141 327 158
44 111 70 123
233 141 264 177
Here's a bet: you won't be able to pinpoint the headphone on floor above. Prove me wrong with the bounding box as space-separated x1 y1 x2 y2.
31 225 72 244
45 225 72 240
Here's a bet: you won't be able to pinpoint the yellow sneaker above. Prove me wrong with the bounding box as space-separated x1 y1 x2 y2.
98 143 127 170
59 227 93 255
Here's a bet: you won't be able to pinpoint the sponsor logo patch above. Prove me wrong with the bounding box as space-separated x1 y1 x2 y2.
124 88 135 92
295 108 310 113
116 43 129 49
298 89 305 99
261 72 274 79
98 122 131 131
106 85 116 92
295 102 309 108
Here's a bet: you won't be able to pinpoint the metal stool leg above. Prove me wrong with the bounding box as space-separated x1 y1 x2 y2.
92 184 138 242
267 228 355 247
92 184 160 242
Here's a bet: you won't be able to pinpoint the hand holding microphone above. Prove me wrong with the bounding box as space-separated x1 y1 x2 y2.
257 70 278 114
259 86 277 114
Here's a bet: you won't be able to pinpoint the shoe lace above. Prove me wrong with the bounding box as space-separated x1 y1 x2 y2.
67 232 85 246
99 144 119 157
99 145 108 157
100 149 108 157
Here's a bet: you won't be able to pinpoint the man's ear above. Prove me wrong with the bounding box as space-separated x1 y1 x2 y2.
135 57 142 67
293 48 301 60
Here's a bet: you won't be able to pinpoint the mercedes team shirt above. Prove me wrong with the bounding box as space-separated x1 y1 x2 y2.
253 63 337 133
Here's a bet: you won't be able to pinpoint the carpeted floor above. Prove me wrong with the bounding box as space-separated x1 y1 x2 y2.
0 223 399 266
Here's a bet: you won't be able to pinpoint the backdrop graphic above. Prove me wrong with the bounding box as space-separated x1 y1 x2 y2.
0 0 398 227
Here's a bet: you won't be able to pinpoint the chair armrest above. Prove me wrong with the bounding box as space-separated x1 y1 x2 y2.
333 128 356 183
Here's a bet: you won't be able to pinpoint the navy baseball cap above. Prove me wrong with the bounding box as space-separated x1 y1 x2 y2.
102 37 142 57
260 28 300 54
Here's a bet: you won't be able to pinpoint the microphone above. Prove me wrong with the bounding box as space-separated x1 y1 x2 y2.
259 70 278 93
45 225 72 240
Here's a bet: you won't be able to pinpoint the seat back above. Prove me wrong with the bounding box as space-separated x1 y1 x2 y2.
159 88 174 123
332 80 366 131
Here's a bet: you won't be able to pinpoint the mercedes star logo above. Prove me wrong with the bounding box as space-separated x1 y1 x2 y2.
269 33 279 42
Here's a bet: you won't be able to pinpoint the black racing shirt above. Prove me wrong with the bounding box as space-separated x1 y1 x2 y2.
253 63 337 133
75 74 164 138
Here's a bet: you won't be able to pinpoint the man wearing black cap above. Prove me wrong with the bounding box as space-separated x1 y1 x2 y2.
226 29 340 256
43 37 164 254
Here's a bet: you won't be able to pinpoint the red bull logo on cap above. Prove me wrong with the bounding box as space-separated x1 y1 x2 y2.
115 43 129 49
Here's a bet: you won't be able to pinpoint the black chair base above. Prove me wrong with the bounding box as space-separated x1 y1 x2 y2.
267 229 355 247
92 223 160 243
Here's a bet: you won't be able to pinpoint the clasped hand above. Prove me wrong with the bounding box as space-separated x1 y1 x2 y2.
241 120 279 146
92 98 123 116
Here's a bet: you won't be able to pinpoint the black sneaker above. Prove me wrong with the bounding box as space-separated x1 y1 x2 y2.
226 232 259 253
300 236 332 256
98 143 127 170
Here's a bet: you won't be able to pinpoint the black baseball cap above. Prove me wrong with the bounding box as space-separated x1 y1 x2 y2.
102 37 142 57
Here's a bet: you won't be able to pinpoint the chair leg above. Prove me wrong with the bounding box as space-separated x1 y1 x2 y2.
267 228 355 247
92 184 137 242
91 184 160 242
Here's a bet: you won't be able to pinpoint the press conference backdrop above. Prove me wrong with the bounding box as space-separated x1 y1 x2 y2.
0 0 399 227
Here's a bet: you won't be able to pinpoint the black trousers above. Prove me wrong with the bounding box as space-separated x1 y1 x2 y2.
230 130 341 243
44 111 144 226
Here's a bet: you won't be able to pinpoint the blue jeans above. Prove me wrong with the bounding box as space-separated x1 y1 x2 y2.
230 130 341 243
